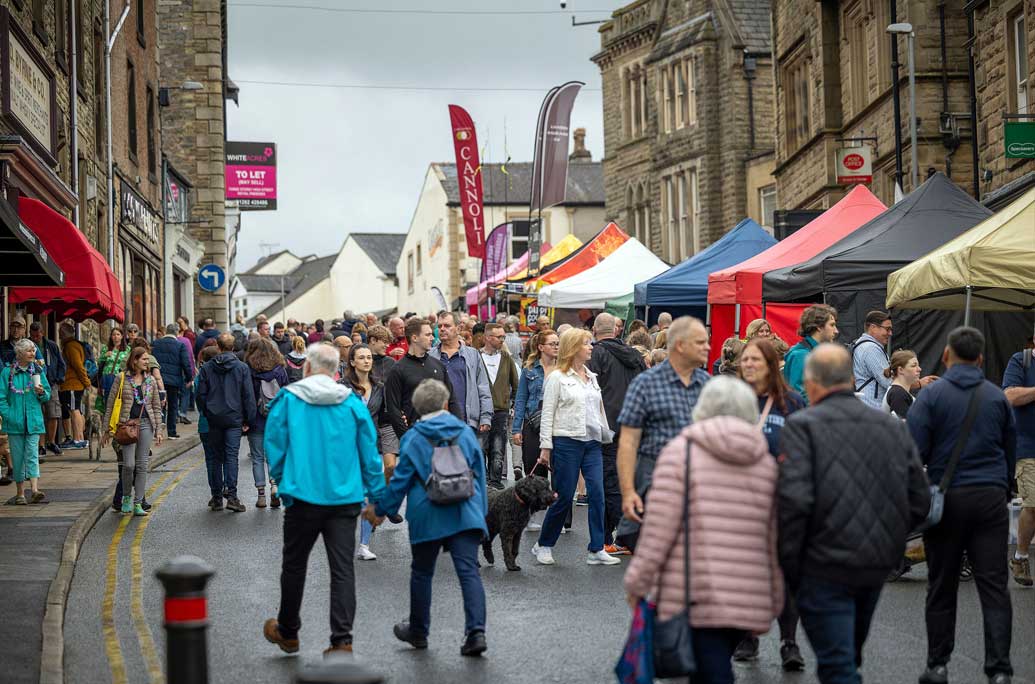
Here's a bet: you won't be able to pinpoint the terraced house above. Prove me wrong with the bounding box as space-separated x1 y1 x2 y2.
593 0 777 263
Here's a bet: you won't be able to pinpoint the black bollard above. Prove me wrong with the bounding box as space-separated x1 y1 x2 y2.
155 555 215 684
294 659 384 684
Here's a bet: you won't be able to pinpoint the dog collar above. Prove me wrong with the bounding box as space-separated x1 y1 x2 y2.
514 490 526 506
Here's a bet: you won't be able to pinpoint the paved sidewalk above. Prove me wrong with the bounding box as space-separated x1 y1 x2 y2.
0 421 201 684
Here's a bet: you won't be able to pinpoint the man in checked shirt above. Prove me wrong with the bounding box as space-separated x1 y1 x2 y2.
616 316 711 548
852 310 894 410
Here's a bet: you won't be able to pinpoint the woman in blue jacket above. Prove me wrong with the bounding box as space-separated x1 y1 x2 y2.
370 378 488 657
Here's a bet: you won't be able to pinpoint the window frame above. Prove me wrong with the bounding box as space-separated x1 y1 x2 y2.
32 0 49 45
136 0 147 48
76 0 86 91
146 84 156 179
127 59 138 163
783 48 811 154
1008 10 1029 114
55 0 69 73
93 20 104 157
759 184 777 229
416 242 423 275
844 2 868 116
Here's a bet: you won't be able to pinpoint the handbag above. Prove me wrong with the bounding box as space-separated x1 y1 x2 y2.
652 440 696 678
614 598 657 684
107 373 125 435
919 386 982 532
112 374 140 446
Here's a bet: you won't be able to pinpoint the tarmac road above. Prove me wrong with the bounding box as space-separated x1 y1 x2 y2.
64 445 1035 684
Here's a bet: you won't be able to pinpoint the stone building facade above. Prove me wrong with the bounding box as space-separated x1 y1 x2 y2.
0 0 107 336
970 0 1034 208
592 0 777 263
771 0 975 210
157 0 231 328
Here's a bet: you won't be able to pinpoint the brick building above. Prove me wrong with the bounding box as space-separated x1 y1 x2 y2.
592 0 777 263
970 0 1034 208
157 0 232 329
770 0 976 210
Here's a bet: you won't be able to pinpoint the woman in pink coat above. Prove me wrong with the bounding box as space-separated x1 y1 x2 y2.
623 375 784 684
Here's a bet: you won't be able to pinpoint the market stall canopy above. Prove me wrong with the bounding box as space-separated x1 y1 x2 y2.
8 197 125 322
637 218 775 308
0 197 64 287
887 185 1035 311
538 238 669 309
465 244 551 308
523 223 629 293
763 173 992 301
505 234 583 282
708 185 886 306
605 292 635 326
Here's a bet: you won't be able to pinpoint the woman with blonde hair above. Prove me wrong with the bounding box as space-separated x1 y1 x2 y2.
745 318 773 340
532 328 619 567
284 335 307 383
652 329 668 351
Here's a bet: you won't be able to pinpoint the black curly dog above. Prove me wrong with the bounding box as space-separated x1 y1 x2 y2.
482 476 557 571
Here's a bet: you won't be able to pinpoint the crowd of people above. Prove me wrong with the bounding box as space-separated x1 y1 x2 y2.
2 302 1029 683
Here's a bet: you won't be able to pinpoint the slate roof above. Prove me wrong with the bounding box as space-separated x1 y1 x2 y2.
236 273 303 294
724 0 771 53
249 254 338 325
350 232 407 277
438 161 604 206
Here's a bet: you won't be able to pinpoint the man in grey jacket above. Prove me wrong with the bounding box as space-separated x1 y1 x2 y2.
431 312 492 439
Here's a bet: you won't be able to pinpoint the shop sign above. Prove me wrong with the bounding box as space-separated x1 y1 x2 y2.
1005 121 1035 159
0 10 57 165
835 146 873 184
520 297 549 331
225 141 277 210
164 166 191 224
120 181 161 249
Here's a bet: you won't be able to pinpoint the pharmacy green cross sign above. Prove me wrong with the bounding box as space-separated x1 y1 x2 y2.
1005 121 1035 158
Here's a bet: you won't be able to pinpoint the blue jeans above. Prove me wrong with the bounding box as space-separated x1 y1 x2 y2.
796 577 883 684
165 386 180 437
247 430 268 489
689 628 743 684
537 436 605 551
180 384 194 414
207 425 242 498
409 530 486 637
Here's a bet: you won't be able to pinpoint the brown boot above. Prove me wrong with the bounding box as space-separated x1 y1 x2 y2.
263 618 299 654
1010 556 1033 586
323 643 353 657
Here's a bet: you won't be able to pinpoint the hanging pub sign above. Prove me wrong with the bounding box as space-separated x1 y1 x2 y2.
1004 121 1035 159
120 179 162 253
0 9 58 165
225 141 277 210
835 146 873 184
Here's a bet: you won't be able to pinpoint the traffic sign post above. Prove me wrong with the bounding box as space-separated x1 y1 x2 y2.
197 264 226 293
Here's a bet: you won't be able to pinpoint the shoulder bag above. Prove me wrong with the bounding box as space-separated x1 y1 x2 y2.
652 440 697 677
919 386 982 531
113 374 140 446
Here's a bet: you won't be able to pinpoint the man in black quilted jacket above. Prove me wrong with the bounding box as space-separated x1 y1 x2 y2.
778 343 930 684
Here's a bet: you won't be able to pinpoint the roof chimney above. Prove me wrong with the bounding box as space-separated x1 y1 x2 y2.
569 127 592 163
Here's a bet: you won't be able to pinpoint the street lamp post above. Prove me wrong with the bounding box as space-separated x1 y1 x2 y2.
887 22 918 191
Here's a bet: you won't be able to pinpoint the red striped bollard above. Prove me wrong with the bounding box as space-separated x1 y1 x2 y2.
156 556 215 684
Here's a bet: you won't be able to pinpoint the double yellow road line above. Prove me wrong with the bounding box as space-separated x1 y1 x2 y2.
102 456 203 684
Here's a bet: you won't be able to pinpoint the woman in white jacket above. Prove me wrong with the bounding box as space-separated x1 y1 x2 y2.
532 328 621 567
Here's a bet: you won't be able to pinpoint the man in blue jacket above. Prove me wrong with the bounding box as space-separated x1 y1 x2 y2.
152 324 193 439
908 327 1015 684
196 333 255 512
370 379 489 657
261 343 386 657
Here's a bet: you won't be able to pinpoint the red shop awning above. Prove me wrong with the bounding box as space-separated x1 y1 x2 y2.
8 197 125 323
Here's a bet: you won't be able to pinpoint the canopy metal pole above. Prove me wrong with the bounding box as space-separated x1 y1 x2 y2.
964 286 973 326
645 304 650 326
762 302 767 319
734 304 741 337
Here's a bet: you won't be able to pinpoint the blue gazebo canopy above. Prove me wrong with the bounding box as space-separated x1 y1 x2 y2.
635 218 777 308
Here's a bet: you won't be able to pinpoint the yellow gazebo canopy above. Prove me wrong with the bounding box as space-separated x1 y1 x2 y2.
508 233 583 281
886 186 1035 313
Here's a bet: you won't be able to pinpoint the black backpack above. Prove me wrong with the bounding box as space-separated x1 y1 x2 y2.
422 434 474 505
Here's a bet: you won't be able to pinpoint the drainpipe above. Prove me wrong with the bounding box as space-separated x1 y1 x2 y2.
69 0 78 227
889 0 904 189
938 0 956 177
965 2 981 200
743 51 757 150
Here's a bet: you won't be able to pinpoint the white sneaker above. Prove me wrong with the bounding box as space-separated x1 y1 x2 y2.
356 544 377 561
587 550 621 566
534 546 555 565
560 526 568 534
527 521 542 531
530 542 540 557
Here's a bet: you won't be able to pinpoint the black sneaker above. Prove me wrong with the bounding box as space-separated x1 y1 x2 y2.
988 674 1011 684
461 630 487 657
575 494 588 506
47 442 62 455
388 513 404 524
919 665 949 684
393 621 428 649
208 497 224 511
141 499 152 512
269 492 281 509
58 438 75 449
780 640 805 671
225 497 246 512
733 635 759 661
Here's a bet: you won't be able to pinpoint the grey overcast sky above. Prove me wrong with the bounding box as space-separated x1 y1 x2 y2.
226 1 618 270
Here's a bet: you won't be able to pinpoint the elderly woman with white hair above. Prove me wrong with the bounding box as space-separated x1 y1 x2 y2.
0 338 51 504
623 375 784 684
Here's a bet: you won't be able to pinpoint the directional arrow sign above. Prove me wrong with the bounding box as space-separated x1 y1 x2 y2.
197 264 226 293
